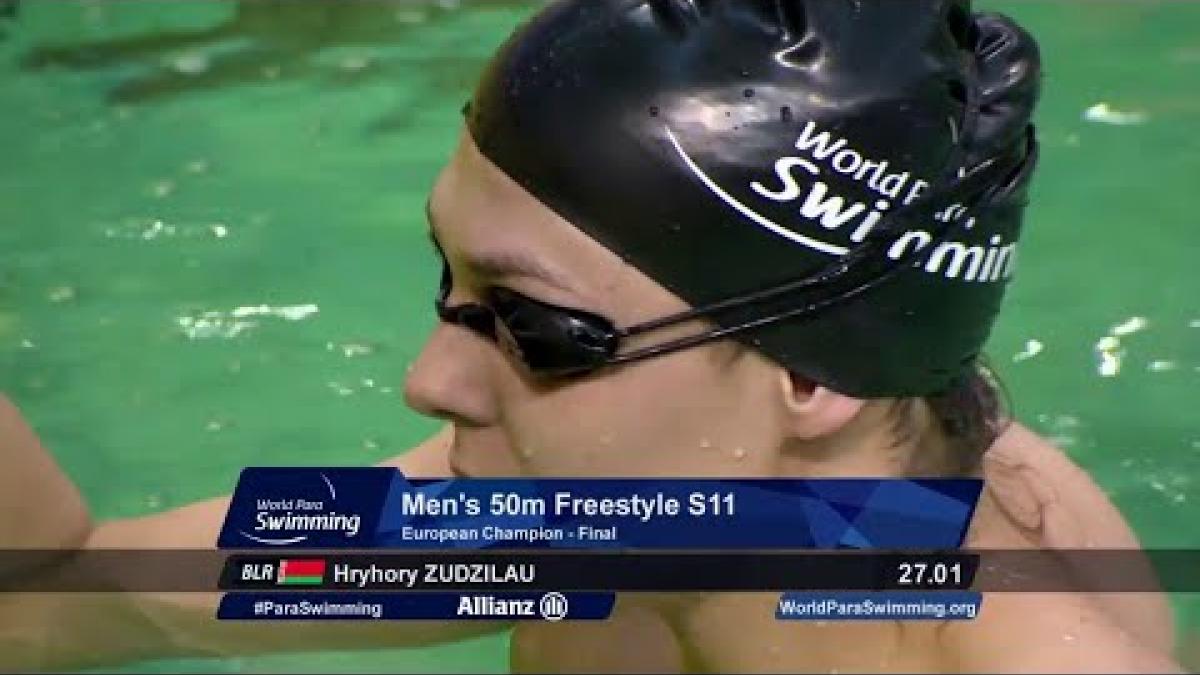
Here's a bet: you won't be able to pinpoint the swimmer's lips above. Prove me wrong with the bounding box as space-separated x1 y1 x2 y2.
448 452 480 479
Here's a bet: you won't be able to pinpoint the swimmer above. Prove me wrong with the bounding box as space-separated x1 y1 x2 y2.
1 1 1185 672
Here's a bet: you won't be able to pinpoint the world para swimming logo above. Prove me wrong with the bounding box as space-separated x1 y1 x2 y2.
665 119 1019 285
237 471 362 546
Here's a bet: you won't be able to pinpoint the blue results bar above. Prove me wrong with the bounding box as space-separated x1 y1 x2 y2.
218 592 616 622
217 468 981 550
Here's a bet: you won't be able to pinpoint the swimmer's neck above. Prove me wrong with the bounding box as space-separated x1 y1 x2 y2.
776 398 958 478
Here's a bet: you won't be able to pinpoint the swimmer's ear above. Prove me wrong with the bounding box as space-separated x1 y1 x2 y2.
777 371 865 440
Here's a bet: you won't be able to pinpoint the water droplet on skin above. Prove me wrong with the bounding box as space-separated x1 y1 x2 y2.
699 439 713 450
520 446 537 460
1063 633 1077 642
599 433 614 446
732 447 748 460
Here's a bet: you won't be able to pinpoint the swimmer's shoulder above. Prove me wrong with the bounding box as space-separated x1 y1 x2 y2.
963 421 1176 659
976 421 1141 549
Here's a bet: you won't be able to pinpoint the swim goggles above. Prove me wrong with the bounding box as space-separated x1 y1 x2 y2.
434 131 1036 381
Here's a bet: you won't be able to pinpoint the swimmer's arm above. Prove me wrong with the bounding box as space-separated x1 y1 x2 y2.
0 394 92 554
947 592 1185 674
2 425 511 672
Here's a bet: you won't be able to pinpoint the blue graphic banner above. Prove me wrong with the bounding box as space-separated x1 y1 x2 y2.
218 591 615 621
217 468 981 550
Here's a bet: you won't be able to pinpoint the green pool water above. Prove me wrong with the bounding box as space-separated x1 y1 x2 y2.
0 1 1197 672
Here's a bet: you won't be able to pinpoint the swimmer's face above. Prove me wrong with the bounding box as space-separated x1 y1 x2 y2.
405 134 862 478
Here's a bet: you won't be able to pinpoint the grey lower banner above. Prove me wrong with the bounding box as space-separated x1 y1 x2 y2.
0 549 1197 593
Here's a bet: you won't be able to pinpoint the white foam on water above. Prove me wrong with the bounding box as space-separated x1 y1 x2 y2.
105 218 231 241
177 312 257 340
151 179 175 198
326 341 375 358
185 159 210 175
1083 103 1148 126
1097 353 1121 377
170 52 210 75
230 304 319 321
177 304 318 340
1012 338 1044 362
1111 316 1148 336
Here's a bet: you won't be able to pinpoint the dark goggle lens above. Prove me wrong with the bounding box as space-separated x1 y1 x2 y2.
434 261 620 376
487 287 619 374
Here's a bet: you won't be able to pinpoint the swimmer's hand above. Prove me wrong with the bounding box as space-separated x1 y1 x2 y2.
0 423 507 672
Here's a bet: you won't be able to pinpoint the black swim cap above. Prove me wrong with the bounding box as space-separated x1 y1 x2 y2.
466 0 1041 397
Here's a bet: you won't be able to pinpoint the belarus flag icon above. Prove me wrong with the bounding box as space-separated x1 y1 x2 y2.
276 559 326 586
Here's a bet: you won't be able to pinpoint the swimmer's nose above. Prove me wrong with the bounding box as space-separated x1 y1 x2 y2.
404 322 495 426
